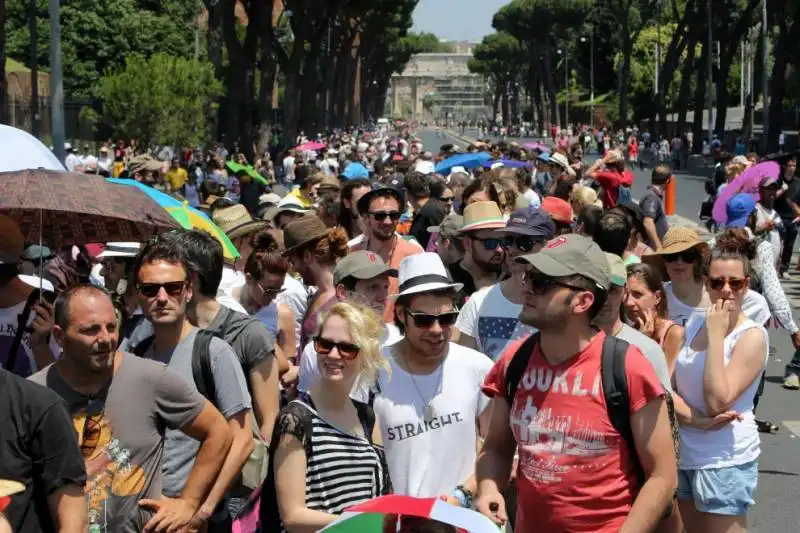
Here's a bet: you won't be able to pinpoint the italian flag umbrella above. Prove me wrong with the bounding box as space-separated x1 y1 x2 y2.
320 495 501 533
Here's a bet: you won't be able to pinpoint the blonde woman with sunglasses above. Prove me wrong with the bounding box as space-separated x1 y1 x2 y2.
264 302 391 533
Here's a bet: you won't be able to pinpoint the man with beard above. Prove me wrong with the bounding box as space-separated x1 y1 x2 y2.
0 215 60 376
373 253 492 503
297 250 400 394
30 285 231 533
352 186 422 322
475 234 676 533
457 201 507 292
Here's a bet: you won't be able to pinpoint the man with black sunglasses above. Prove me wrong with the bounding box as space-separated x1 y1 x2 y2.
454 206 554 361
457 201 508 293
372 253 493 507
476 234 677 533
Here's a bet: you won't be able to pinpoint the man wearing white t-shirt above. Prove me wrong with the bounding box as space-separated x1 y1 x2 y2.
373 253 492 505
455 206 555 361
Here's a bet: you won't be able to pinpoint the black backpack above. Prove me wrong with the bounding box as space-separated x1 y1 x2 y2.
504 333 645 486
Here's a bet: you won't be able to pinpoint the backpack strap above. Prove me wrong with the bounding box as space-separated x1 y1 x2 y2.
131 335 155 359
192 329 218 403
4 289 41 372
353 400 377 444
601 335 645 486
504 333 540 404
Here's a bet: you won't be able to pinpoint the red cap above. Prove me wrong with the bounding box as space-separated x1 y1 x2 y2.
84 243 105 259
542 196 574 224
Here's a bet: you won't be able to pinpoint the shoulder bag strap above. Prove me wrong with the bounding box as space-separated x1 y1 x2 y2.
4 289 41 372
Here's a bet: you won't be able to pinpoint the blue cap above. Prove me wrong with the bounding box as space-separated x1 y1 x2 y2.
536 151 551 163
499 206 556 239
725 193 757 228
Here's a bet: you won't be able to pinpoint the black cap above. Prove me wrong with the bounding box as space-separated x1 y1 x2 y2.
356 185 405 215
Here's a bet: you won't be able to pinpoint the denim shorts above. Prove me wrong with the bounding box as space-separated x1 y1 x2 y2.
677 461 758 516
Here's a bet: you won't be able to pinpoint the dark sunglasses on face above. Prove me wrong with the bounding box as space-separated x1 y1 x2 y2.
313 336 360 359
471 236 504 251
257 281 285 298
522 271 587 295
708 276 748 291
406 309 459 328
137 281 187 298
441 196 454 203
370 211 402 222
663 250 699 264
503 235 540 253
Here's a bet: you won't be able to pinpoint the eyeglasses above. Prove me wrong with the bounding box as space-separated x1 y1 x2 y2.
137 281 187 298
502 235 541 253
370 211 402 222
441 196 454 203
470 236 504 251
663 250 699 264
405 309 459 328
708 277 748 291
80 396 105 459
257 281 285 298
522 271 588 295
313 336 361 360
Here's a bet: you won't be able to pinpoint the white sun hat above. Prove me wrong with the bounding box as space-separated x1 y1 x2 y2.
390 252 463 300
96 242 142 259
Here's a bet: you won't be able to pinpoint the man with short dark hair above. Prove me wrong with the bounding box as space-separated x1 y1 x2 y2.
476 234 676 532
405 172 446 249
31 285 231 532
639 164 671 250
594 211 635 262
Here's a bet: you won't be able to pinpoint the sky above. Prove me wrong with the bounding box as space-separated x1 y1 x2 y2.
412 0 512 42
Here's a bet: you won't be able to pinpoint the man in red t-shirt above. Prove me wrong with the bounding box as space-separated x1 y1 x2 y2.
587 149 635 209
474 234 676 533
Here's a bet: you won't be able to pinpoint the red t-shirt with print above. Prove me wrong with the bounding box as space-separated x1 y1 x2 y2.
482 331 664 533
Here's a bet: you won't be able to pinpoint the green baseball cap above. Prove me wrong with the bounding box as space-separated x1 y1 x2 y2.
427 214 464 239
333 250 398 286
515 234 611 291
604 253 627 287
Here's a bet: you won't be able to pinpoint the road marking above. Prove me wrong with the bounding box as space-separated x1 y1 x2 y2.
783 421 800 438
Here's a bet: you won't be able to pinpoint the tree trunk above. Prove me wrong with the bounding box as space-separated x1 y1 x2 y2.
691 43 707 154
0 0 7 124
766 18 796 152
544 50 558 128
675 37 696 137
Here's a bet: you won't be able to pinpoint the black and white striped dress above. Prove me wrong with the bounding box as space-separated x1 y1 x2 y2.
273 395 391 529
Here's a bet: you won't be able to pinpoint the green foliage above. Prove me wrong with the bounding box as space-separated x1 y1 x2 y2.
101 53 221 147
401 32 454 54
468 32 522 81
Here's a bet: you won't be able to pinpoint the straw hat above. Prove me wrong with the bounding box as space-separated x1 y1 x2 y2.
281 215 331 256
460 201 506 233
642 226 709 262
212 204 268 239
0 480 24 499
604 149 625 165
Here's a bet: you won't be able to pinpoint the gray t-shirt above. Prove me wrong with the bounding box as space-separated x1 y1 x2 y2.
207 306 275 385
29 354 205 532
616 323 673 393
144 328 252 497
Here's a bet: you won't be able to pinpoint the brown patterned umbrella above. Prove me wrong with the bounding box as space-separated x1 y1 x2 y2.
0 169 181 246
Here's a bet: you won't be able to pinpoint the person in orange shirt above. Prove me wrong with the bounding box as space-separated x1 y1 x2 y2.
350 186 422 322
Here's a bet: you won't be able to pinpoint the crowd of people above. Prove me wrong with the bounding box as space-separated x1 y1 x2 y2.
1 124 797 533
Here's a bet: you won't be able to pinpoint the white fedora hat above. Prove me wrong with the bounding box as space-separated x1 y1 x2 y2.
391 252 463 300
96 242 142 259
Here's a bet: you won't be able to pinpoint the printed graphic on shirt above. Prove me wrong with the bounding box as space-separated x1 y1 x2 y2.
478 317 534 361
385 411 465 442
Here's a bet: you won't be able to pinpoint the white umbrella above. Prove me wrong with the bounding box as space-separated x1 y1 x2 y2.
0 124 65 172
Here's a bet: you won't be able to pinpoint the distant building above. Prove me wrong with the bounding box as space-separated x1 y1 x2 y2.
388 41 488 122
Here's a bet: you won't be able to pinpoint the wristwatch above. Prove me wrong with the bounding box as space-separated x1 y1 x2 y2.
452 484 475 508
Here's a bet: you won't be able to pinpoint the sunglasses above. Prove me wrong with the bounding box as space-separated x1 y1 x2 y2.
522 271 588 295
257 281 285 298
503 235 541 253
708 276 748 291
405 309 459 328
137 281 187 298
370 211 402 222
80 397 105 459
441 196 454 203
471 236 504 251
663 250 699 264
313 336 360 360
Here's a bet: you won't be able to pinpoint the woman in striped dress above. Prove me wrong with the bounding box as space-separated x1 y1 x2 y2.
268 302 391 532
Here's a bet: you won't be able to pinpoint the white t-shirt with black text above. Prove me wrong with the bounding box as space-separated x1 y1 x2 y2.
372 342 493 497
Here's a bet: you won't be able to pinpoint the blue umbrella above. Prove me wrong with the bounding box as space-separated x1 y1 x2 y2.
341 162 370 180
482 159 533 170
434 152 493 174
108 178 213 222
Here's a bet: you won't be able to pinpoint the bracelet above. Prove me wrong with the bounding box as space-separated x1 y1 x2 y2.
455 484 475 508
451 488 468 508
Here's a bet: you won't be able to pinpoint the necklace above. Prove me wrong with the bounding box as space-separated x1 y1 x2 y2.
395 344 443 421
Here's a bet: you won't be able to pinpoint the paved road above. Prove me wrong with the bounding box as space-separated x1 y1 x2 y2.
420 128 800 533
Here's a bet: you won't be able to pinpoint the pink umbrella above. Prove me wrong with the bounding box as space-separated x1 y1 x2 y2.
295 141 326 151
712 160 780 224
523 142 543 151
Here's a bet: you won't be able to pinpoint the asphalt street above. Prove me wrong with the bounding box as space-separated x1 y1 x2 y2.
420 128 800 533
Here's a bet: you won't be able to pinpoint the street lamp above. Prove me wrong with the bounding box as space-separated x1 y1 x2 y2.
580 31 594 127
557 49 569 129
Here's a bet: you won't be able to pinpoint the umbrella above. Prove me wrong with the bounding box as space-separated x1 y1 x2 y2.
296 141 326 152
0 125 65 172
482 159 533 170
435 152 493 175
523 142 544 152
341 162 370 180
166 203 240 260
712 160 780 224
321 495 500 533
108 179 239 260
0 169 180 247
225 161 269 186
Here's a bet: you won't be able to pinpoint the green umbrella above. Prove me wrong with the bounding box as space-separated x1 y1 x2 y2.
225 161 268 186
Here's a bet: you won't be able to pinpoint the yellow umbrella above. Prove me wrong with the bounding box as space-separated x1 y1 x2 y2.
166 202 240 260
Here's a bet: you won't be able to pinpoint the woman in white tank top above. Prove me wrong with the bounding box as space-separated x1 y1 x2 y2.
671 243 768 532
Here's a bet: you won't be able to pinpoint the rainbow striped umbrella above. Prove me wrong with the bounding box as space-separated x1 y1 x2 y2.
321 495 501 533
166 202 240 260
